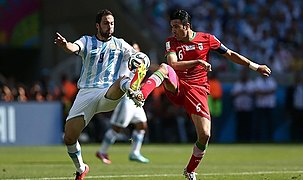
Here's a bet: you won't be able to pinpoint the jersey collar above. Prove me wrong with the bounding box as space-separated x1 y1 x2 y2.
189 31 196 41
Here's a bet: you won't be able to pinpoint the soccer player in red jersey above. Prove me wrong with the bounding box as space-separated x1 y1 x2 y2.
128 9 271 180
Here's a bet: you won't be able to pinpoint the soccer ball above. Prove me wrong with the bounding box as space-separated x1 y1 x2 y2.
128 52 150 71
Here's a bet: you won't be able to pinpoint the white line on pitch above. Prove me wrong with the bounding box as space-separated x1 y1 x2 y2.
3 170 303 180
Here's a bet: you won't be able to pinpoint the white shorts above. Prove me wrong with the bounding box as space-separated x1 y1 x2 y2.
67 88 124 126
110 96 147 128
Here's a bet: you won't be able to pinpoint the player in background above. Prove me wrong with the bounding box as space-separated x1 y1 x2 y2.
54 9 146 180
96 42 150 164
127 9 271 180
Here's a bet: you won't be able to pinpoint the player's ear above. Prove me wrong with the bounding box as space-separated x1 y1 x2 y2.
96 23 100 29
186 23 191 29
183 23 190 30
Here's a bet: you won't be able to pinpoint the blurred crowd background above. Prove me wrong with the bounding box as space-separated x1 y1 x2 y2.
0 0 302 144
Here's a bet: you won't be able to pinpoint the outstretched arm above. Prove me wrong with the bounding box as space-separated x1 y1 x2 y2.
54 32 80 54
222 49 271 77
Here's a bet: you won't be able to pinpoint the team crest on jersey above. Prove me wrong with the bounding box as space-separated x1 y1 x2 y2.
185 45 195 51
166 41 171 51
198 43 203 50
110 43 116 50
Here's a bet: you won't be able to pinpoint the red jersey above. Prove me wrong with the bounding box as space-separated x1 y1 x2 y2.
164 32 223 119
165 32 221 92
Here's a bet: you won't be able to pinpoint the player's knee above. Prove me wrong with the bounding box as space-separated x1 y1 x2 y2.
63 134 77 145
112 125 122 133
158 63 170 76
106 78 125 99
134 122 147 130
198 131 211 142
204 132 211 140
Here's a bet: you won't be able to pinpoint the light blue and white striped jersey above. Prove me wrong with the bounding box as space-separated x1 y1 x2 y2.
74 35 135 89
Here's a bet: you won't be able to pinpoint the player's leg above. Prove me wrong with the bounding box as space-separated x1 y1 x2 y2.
185 114 210 173
65 88 110 179
128 63 178 106
103 73 148 108
96 124 122 165
96 99 126 164
105 76 129 100
141 63 178 98
183 115 210 180
64 92 90 178
95 75 134 111
182 89 211 180
96 96 133 164
64 116 89 178
129 121 149 163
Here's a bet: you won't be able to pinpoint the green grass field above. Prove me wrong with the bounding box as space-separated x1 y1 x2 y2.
0 143 303 180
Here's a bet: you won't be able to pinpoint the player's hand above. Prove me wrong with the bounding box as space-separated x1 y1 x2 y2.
257 65 271 77
54 32 67 48
199 60 212 72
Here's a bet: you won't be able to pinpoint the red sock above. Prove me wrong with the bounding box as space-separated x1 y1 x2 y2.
186 154 202 173
141 79 157 99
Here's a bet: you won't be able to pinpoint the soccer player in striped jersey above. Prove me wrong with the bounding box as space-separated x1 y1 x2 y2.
96 42 149 165
128 9 271 180
55 9 146 180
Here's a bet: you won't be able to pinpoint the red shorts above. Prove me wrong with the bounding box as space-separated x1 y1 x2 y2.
165 79 211 120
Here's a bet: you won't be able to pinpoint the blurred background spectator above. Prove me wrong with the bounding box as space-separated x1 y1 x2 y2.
252 75 277 142
208 71 223 142
231 69 254 143
286 72 303 142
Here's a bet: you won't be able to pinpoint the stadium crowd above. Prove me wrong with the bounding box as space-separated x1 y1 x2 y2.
1 0 303 143
123 0 303 74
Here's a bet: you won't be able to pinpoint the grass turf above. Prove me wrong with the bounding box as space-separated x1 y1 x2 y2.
0 143 303 179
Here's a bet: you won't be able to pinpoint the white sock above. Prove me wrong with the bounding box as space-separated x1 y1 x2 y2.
150 74 163 87
131 130 145 155
67 141 85 173
120 77 131 92
99 129 118 153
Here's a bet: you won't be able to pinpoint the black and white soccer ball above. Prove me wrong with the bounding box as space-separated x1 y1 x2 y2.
128 52 150 72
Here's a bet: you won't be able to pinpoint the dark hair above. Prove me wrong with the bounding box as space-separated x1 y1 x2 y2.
95 9 113 24
170 9 191 26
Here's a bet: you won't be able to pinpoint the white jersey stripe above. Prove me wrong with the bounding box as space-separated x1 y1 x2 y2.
95 42 107 86
88 36 98 87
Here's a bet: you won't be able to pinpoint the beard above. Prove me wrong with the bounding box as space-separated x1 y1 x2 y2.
99 29 112 39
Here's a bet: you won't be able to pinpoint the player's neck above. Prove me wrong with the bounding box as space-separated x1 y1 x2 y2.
183 30 194 41
189 30 195 40
96 34 112 42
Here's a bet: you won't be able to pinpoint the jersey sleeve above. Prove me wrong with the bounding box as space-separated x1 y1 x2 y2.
210 35 228 54
165 37 177 56
119 39 136 77
122 39 136 62
209 35 222 50
74 36 86 57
